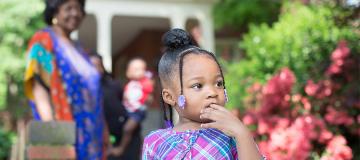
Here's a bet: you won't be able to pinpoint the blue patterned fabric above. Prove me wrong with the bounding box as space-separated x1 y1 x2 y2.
46 28 104 159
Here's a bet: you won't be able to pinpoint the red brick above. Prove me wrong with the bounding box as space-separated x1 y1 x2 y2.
27 145 76 159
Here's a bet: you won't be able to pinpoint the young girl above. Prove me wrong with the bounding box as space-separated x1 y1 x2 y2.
142 29 265 160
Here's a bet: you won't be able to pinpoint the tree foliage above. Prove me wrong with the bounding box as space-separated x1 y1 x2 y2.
224 2 359 109
0 0 44 111
0 127 15 159
213 0 282 29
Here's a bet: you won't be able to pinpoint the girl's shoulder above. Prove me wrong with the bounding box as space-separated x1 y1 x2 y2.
143 128 172 144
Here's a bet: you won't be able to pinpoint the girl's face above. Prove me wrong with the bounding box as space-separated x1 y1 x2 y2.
54 0 84 33
176 54 226 123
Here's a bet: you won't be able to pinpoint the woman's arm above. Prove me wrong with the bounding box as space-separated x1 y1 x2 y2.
33 80 53 121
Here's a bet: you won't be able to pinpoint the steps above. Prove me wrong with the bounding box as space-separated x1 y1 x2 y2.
12 120 78 160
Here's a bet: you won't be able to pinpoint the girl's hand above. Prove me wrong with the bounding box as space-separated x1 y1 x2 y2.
200 104 264 160
200 104 250 138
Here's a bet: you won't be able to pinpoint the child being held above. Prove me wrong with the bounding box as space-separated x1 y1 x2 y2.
109 58 153 157
123 58 153 114
142 29 265 160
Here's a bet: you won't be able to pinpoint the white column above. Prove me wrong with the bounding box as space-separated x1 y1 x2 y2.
96 12 113 72
199 14 215 52
170 15 187 29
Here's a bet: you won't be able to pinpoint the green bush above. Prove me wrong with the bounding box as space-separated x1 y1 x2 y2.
213 0 281 29
0 0 44 111
0 127 15 159
224 2 359 109
0 1 44 158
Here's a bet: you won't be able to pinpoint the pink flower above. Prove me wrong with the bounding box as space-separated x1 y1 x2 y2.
326 40 350 76
301 97 312 111
305 80 318 96
276 118 290 129
291 94 302 102
243 113 256 125
261 68 296 114
327 64 341 75
321 135 353 160
325 107 354 126
319 130 333 144
258 141 270 159
241 40 358 160
331 40 350 61
258 119 270 134
305 80 332 99
247 82 262 93
265 122 312 160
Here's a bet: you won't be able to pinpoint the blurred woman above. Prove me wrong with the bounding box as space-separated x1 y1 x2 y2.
90 54 143 160
24 0 105 159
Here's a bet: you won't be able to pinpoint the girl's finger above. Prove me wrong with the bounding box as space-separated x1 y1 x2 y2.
209 104 228 112
201 107 216 114
200 122 217 129
200 111 222 121
201 105 225 114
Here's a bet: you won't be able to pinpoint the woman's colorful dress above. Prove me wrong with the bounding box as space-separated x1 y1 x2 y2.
142 128 238 160
24 27 104 160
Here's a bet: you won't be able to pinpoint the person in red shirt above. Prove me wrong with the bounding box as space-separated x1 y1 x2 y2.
108 58 153 158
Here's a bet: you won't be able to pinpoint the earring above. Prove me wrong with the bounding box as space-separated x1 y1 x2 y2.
178 95 186 109
224 89 229 103
52 18 58 25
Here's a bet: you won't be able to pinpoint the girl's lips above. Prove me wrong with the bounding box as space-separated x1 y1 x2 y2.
204 102 217 108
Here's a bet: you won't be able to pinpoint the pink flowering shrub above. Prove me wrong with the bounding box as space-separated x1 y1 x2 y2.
241 41 359 159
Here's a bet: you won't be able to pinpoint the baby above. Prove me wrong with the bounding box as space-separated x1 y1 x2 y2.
109 58 153 157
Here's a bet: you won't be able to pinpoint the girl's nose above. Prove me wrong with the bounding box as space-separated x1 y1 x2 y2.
206 87 218 99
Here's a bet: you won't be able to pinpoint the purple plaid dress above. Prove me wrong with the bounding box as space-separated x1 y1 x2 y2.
142 128 238 160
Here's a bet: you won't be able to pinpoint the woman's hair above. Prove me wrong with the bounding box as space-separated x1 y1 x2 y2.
158 28 226 125
44 0 86 25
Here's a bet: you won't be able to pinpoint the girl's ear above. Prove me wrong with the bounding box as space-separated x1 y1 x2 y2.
162 89 176 106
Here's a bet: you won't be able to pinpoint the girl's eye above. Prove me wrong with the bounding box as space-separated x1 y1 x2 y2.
191 83 202 89
216 80 224 88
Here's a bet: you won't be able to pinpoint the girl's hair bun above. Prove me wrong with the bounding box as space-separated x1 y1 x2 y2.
162 28 195 51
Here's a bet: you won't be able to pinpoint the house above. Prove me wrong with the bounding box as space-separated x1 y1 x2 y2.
75 0 216 78
73 0 218 135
